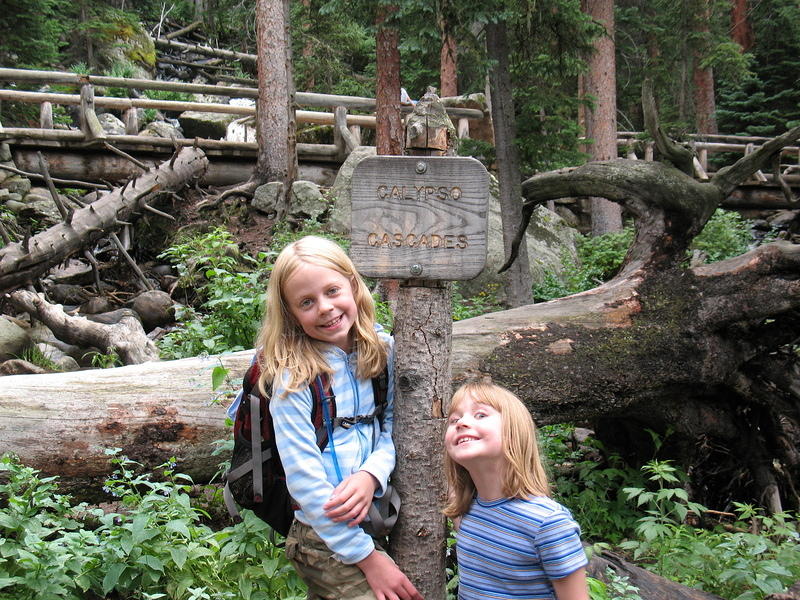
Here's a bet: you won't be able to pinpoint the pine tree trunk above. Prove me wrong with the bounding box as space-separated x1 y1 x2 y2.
389 284 451 600
375 6 403 156
254 0 297 216
485 20 533 308
582 0 623 236
730 0 754 50
692 0 718 134
439 7 458 98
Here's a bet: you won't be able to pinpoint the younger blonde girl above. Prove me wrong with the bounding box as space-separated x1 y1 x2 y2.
444 381 589 600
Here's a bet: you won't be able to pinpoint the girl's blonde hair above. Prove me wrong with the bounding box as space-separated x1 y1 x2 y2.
443 381 551 518
255 236 387 394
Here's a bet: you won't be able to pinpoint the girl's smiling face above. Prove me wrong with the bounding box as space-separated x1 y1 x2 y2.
445 394 505 469
284 263 358 352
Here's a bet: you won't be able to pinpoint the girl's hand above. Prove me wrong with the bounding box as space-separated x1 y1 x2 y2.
357 550 423 600
323 470 378 526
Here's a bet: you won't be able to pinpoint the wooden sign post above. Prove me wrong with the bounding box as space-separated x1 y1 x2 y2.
351 91 489 599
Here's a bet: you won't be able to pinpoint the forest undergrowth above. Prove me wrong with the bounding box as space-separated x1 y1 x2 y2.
3 212 799 600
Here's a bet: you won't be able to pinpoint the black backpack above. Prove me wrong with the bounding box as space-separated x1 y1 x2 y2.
223 360 393 537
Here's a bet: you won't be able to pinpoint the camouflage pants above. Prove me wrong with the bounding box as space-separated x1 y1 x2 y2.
285 520 392 600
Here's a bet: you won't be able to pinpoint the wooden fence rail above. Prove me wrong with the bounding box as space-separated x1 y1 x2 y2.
0 67 486 161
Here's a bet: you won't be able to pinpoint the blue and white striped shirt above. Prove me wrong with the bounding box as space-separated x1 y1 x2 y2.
269 328 395 564
456 495 587 599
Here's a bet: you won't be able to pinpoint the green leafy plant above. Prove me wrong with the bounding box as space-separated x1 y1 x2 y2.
452 284 503 321
533 228 634 302
690 209 754 263
268 219 349 255
372 293 394 332
540 424 643 543
588 569 644 600
157 228 271 359
143 89 194 103
618 458 800 599
15 345 61 371
83 347 122 369
0 452 307 599
103 61 138 97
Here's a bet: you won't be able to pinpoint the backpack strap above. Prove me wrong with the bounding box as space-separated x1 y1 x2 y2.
309 372 335 450
249 391 264 503
371 365 389 427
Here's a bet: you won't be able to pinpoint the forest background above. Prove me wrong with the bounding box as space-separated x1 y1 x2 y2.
0 0 799 600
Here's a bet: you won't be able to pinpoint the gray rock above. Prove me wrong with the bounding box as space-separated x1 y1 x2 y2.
1 175 31 196
767 210 797 229
35 343 80 371
0 359 49 375
97 112 126 135
139 120 183 138
28 324 84 362
0 161 15 185
129 290 176 332
46 259 94 285
0 317 30 361
178 111 238 139
290 180 327 221
252 182 284 217
46 283 92 305
17 188 63 226
457 200 578 299
3 193 23 206
0 143 11 162
80 295 116 315
327 146 377 234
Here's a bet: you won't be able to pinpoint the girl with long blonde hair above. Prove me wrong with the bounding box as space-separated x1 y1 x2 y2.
233 236 420 600
444 381 588 600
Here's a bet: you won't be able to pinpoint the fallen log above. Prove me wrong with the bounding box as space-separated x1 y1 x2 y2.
587 549 724 600
0 146 208 292
154 37 258 66
0 350 254 497
7 291 159 365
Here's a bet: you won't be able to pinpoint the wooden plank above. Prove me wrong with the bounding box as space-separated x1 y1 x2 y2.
0 69 483 117
350 156 489 280
79 83 106 141
0 90 379 128
39 102 53 129
12 148 339 187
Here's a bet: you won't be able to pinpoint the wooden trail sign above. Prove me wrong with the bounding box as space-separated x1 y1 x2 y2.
350 155 489 280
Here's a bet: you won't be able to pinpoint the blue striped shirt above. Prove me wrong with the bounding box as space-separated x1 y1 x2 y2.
457 495 587 599
269 328 395 564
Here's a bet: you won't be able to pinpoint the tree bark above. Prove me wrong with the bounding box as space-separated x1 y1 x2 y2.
439 2 458 98
0 147 208 292
254 0 297 218
389 284 451 600
485 20 533 308
582 0 623 235
730 0 754 51
375 5 403 156
692 0 718 135
493 124 800 510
